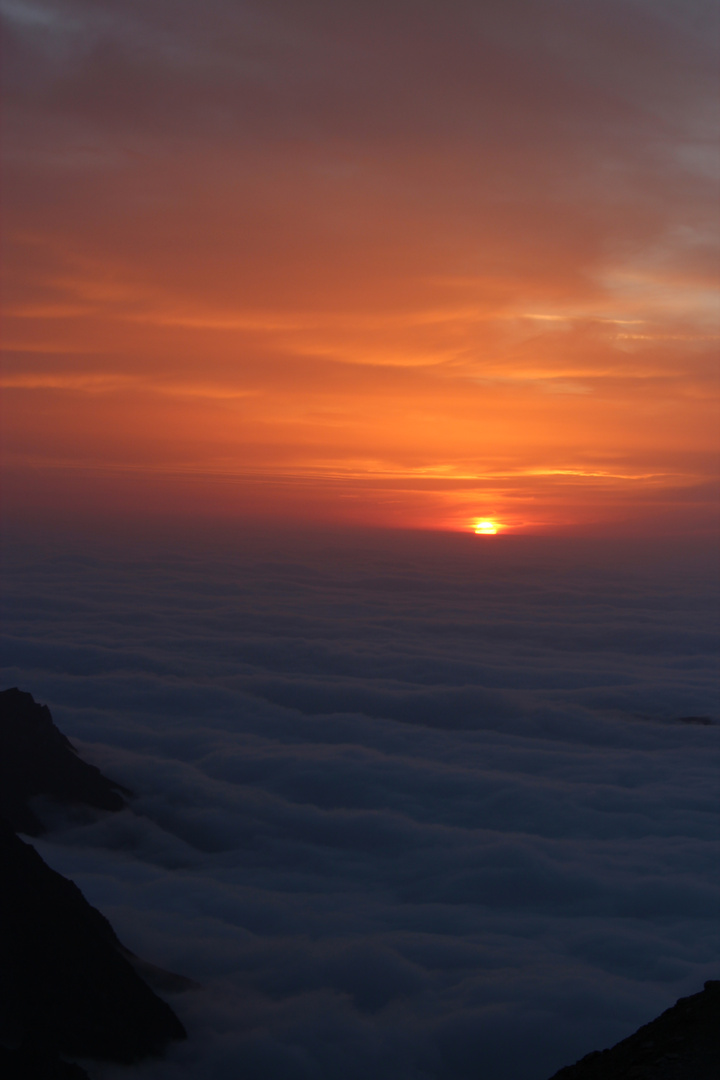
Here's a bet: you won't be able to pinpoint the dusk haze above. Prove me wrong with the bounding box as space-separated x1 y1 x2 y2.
1 2 718 1079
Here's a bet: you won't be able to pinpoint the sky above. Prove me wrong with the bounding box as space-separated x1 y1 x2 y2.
2 0 719 534
1 529 718 1080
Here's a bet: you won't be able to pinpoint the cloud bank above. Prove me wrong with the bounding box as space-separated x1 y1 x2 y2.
1 529 718 1078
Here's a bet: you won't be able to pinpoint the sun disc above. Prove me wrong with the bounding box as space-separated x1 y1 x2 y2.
474 520 498 535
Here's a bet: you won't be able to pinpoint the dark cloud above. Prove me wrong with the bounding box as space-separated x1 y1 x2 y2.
3 0 716 288
1 529 718 1079
4 0 714 142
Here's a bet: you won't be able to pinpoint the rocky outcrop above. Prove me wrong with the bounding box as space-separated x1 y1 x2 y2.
0 687 129 834
0 689 188 1078
0 821 186 1063
548 980 720 1079
0 1042 90 1079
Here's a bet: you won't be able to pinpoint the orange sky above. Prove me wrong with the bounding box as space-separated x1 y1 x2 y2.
2 0 718 534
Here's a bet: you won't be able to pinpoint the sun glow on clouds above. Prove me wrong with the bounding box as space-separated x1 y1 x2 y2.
1 0 718 535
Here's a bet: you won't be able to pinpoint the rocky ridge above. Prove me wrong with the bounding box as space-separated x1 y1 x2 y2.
0 687 130 834
0 688 188 1079
548 979 720 1079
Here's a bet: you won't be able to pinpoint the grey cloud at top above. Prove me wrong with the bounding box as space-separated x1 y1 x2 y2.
3 0 716 157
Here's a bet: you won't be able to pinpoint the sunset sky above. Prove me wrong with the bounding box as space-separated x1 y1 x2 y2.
2 0 718 534
2 8 719 1077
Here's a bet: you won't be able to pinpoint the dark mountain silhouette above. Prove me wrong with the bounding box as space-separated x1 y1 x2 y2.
0 689 188 1079
0 687 130 834
0 822 186 1062
0 1042 90 1079
548 980 720 1079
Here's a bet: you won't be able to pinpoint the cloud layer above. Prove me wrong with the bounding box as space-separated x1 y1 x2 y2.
1 528 718 1078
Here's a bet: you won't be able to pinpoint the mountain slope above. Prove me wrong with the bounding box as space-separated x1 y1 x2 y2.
549 980 720 1079
0 687 129 834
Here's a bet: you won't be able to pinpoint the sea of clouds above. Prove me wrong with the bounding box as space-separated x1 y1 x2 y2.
1 527 718 1080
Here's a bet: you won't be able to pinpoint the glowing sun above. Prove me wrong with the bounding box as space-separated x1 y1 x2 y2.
474 520 499 535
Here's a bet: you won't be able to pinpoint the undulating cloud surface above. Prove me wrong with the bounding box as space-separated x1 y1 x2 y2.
1 529 718 1079
2 0 718 532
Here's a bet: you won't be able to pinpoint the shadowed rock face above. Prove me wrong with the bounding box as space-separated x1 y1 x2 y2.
0 1043 90 1079
0 687 129 834
0 689 188 1078
548 980 720 1079
0 820 187 1063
